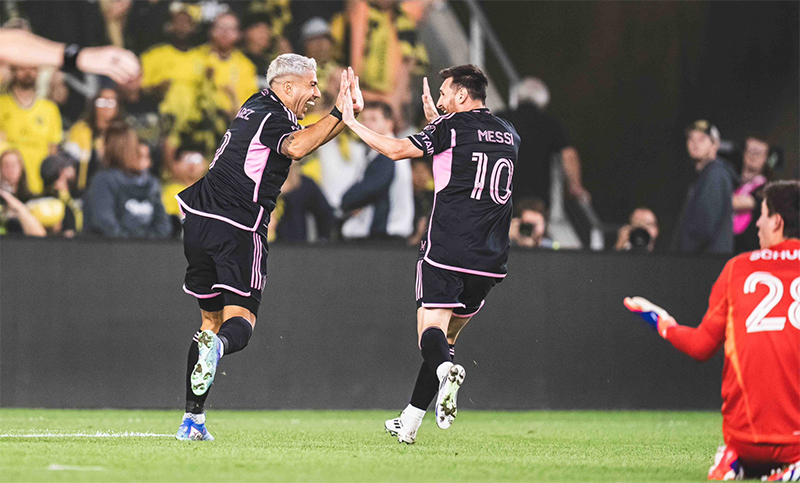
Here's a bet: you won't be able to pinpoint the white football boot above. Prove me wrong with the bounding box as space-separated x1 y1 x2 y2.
190 330 223 396
385 405 424 444
435 362 466 429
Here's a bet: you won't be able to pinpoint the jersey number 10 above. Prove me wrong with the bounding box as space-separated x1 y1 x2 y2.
744 272 800 333
470 152 514 205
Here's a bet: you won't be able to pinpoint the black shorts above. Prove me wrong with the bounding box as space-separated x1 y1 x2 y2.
415 257 501 318
182 213 267 315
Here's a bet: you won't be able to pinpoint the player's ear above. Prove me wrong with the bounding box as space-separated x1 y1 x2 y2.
283 80 292 96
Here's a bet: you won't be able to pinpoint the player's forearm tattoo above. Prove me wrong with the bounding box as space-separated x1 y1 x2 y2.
280 133 296 157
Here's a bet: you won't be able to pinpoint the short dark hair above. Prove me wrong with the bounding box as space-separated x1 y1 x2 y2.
764 180 800 238
515 196 548 220
362 101 393 121
439 64 488 102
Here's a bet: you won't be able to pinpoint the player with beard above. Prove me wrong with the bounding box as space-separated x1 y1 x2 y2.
342 64 519 444
175 54 363 440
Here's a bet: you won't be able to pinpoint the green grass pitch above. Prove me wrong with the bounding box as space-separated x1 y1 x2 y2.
0 409 721 482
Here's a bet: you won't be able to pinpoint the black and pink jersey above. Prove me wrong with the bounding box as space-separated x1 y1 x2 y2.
408 108 519 277
176 89 302 235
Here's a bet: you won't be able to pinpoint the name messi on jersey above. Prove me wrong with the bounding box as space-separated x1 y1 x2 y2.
477 130 515 145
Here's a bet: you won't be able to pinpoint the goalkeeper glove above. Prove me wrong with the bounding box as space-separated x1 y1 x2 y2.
624 296 677 338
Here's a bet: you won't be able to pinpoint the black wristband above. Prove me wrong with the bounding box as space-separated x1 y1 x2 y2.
63 44 82 72
330 106 343 121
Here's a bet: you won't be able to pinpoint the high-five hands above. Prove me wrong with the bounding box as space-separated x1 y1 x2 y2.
342 80 356 127
335 67 363 120
421 77 440 122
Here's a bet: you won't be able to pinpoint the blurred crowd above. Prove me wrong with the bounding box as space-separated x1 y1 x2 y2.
0 0 792 256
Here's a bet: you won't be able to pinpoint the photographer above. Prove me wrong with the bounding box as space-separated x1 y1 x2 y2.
509 197 556 249
615 207 659 253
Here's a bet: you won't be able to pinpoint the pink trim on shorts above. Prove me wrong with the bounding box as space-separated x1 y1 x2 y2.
421 302 466 309
452 300 486 318
183 284 221 299
176 195 264 232
212 284 252 297
423 256 507 279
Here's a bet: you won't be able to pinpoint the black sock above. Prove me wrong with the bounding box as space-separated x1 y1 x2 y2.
408 344 457 411
409 360 439 410
185 337 209 414
419 327 451 373
216 316 253 356
449 344 455 361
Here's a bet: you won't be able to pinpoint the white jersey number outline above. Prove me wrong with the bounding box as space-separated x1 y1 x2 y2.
743 272 800 332
470 152 513 205
209 130 232 169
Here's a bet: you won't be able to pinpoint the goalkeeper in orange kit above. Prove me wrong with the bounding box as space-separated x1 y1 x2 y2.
626 180 800 481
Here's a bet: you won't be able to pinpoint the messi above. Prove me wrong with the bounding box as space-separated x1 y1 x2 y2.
477 129 515 145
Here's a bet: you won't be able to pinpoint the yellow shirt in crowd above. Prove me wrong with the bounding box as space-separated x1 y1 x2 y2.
161 181 185 217
140 43 202 130
0 94 63 195
190 45 258 115
66 120 102 192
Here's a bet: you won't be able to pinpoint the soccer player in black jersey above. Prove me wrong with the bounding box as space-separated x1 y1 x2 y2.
175 54 364 441
342 65 519 444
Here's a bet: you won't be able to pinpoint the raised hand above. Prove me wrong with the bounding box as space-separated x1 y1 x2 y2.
341 85 356 126
76 46 141 85
623 296 677 338
348 66 364 115
421 77 440 122
334 68 350 113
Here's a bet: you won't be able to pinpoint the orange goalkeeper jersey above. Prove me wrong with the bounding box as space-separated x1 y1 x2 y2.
665 239 800 444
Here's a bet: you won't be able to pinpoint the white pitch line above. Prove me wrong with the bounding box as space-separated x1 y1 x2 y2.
48 464 106 472
0 431 173 438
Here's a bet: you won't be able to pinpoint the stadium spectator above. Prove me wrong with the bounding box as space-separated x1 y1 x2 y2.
625 180 800 481
0 148 33 203
331 0 428 130
733 135 773 253
65 87 123 195
100 0 133 48
162 146 208 237
672 120 736 254
83 123 170 238
124 0 175 54
27 154 80 237
300 17 339 95
118 73 164 149
615 207 659 253
509 197 556 249
340 101 413 240
269 163 335 243
498 77 589 205
242 14 292 87
0 187 46 237
407 156 433 246
193 12 258 118
140 5 199 136
0 65 63 195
